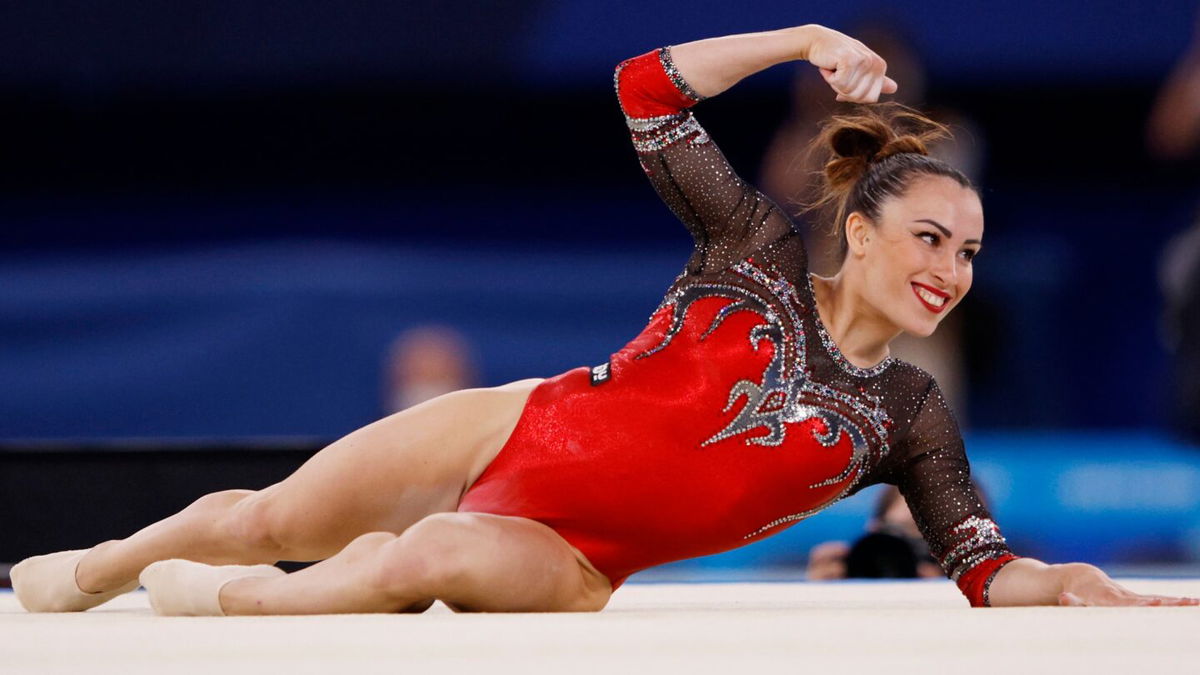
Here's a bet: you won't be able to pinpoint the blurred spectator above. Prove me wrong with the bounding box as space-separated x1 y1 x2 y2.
806 485 943 580
1149 8 1200 445
1147 10 1200 161
383 324 479 413
759 23 986 419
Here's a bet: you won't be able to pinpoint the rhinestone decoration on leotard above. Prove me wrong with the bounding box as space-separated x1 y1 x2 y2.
939 515 1010 580
634 257 894 538
613 57 710 153
805 275 896 378
658 46 706 102
626 112 709 153
980 557 1021 607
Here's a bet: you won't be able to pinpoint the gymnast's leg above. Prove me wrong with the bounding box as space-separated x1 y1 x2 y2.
141 513 612 616
11 379 542 612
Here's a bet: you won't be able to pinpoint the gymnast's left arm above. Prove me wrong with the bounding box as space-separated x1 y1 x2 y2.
896 379 1199 607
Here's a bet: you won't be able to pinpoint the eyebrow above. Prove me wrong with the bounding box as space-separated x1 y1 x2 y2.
915 219 982 246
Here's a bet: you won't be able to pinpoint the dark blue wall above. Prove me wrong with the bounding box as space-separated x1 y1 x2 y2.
2 1 1194 88
2 2 1198 438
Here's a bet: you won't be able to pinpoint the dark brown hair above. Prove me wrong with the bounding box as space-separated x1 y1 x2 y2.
805 102 975 261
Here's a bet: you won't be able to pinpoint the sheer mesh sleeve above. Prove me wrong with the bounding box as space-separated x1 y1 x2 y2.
614 47 803 275
891 378 1019 606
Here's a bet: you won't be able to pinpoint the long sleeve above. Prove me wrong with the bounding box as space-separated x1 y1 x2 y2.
614 47 804 276
891 378 1019 606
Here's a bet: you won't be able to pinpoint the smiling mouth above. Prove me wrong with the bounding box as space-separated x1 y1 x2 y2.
911 283 949 313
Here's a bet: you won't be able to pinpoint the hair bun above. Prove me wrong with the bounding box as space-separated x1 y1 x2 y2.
876 135 928 161
803 102 963 264
829 122 889 163
813 103 950 193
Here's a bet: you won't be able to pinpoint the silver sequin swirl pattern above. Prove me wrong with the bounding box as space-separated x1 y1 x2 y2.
634 259 893 538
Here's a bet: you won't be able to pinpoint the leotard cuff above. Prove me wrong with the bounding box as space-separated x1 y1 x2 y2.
614 47 703 118
957 553 1020 607
614 48 710 152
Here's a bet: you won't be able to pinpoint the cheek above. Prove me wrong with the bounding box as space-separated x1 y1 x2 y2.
868 263 904 300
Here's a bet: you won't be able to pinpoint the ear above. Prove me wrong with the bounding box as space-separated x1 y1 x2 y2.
844 211 872 259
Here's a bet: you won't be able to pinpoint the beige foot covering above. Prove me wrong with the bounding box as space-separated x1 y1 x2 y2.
11 549 140 613
139 560 285 616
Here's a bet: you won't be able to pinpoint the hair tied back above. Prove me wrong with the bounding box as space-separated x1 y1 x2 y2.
802 102 973 264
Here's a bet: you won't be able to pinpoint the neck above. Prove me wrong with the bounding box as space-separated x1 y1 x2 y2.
810 271 902 368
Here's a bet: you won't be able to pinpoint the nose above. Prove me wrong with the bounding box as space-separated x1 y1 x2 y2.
930 250 957 288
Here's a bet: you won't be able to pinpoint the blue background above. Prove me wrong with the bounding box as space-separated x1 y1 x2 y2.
2 1 1199 568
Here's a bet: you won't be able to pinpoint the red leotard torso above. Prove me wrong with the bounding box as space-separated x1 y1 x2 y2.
458 47 1016 605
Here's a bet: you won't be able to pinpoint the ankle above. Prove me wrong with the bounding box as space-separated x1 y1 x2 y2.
74 541 122 594
217 576 264 616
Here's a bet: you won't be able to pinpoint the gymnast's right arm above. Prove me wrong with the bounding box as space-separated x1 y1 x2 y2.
614 25 894 274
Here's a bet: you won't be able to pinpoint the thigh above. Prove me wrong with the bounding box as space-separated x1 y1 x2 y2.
393 512 612 613
247 378 543 558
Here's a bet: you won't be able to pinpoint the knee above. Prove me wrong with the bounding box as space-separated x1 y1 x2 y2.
187 489 254 514
371 513 478 596
217 492 290 554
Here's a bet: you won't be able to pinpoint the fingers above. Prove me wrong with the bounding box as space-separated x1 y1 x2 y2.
825 52 891 103
806 27 898 103
1144 594 1200 606
1060 590 1200 607
1120 591 1200 607
839 72 874 103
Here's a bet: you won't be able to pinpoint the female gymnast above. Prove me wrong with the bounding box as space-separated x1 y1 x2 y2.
13 23 1198 615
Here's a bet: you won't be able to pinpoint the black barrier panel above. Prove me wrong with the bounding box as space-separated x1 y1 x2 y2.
0 440 323 565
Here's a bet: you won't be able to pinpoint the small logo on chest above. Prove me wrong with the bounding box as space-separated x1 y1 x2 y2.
590 361 612 386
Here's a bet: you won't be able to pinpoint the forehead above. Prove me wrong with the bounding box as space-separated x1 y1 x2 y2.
882 175 984 239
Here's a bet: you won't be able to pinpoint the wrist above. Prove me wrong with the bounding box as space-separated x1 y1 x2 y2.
1048 563 1072 595
988 557 1058 606
786 24 821 62
1053 562 1104 593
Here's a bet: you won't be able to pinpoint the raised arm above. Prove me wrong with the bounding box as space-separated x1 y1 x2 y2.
896 379 1199 607
668 25 896 102
614 25 896 274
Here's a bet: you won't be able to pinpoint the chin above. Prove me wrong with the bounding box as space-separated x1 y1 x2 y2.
902 318 941 338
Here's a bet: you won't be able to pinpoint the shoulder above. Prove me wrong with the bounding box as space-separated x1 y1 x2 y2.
879 359 959 447
882 358 939 401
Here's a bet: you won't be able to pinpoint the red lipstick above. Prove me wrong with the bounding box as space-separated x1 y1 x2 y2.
911 282 950 314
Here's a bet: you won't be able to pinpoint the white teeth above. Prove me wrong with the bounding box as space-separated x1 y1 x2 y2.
915 286 946 307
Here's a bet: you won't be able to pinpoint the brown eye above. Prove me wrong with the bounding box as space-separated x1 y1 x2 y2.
918 232 939 245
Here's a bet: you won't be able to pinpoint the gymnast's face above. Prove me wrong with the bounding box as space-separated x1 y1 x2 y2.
848 175 984 338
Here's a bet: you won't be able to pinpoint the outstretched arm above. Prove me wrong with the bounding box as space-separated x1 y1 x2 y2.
897 379 1199 607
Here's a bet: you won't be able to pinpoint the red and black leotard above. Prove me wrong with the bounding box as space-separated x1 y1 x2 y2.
458 47 1018 607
